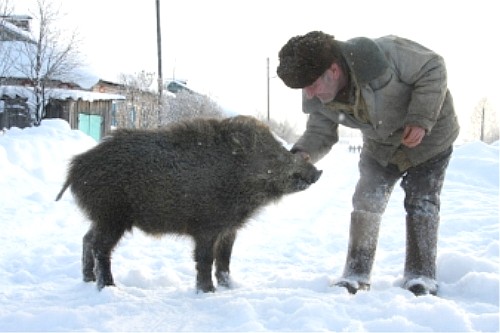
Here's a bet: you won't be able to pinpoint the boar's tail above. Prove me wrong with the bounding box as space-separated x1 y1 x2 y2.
55 180 71 201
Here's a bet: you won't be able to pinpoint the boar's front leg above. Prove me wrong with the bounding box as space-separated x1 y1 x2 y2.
193 233 218 293
214 229 237 288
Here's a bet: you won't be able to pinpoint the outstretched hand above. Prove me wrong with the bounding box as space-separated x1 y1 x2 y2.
402 126 425 148
294 150 311 163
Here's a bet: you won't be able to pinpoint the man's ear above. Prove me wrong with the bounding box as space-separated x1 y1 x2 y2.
329 63 340 80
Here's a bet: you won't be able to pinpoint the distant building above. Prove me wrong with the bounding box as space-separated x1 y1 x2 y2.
0 85 125 141
0 15 125 141
165 79 194 94
91 79 160 130
0 15 33 42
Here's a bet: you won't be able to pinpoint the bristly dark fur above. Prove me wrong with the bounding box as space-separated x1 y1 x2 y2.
56 115 322 292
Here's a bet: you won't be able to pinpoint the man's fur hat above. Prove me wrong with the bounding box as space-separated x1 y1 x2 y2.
277 31 342 88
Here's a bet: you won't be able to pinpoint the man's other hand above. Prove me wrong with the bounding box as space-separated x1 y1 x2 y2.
402 126 425 148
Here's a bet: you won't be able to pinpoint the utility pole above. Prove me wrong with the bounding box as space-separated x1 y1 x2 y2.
480 104 485 142
266 57 270 122
155 0 163 124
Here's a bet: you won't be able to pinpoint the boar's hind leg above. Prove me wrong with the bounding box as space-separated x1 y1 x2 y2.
193 233 219 293
82 228 97 282
214 229 237 288
84 223 127 290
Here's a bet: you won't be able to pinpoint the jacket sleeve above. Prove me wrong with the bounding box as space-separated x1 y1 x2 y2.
291 96 339 164
382 36 448 133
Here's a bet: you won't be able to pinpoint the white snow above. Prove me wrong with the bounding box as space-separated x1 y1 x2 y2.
0 119 498 332
0 85 125 104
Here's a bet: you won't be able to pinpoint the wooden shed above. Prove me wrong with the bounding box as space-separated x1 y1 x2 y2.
0 95 32 129
1 85 124 141
44 89 125 141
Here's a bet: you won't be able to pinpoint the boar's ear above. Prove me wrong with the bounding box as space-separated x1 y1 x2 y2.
224 116 259 154
229 131 256 154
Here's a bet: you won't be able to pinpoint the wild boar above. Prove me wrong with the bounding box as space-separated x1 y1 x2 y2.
56 115 322 292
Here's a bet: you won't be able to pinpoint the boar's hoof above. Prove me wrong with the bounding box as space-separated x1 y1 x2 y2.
96 271 115 291
216 271 232 289
97 280 115 291
97 280 116 291
83 275 96 283
197 282 216 293
83 267 96 282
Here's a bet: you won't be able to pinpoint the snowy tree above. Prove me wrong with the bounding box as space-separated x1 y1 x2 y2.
0 0 12 18
113 77 225 129
163 89 225 124
117 71 158 129
9 0 82 125
257 114 300 144
469 98 499 143
0 0 14 81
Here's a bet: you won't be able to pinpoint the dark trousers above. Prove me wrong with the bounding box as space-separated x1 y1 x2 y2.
345 146 453 285
352 146 453 217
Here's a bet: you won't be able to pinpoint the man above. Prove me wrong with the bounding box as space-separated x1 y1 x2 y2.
277 31 459 296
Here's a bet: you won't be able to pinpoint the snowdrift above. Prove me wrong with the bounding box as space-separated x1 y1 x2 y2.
0 120 498 332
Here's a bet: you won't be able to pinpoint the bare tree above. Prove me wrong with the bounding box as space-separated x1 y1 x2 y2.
257 113 300 144
9 0 82 125
114 75 226 129
469 98 499 144
0 0 14 82
117 71 158 129
0 0 12 16
163 89 225 124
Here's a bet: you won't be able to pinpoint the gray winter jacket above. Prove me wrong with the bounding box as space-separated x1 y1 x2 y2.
292 35 460 169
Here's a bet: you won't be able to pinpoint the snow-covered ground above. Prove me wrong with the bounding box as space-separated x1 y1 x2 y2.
0 120 498 332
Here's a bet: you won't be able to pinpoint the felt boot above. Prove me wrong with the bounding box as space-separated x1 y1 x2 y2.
403 214 439 296
336 210 381 294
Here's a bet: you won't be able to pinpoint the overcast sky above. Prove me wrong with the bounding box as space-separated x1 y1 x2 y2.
14 0 498 135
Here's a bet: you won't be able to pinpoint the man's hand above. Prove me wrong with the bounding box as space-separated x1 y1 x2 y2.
294 150 311 162
402 126 426 148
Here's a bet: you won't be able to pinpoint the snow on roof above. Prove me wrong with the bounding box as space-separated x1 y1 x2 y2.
47 87 125 102
0 18 35 43
0 85 125 103
70 66 101 90
1 40 100 90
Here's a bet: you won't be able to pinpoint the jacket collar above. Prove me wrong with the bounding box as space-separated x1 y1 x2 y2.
337 37 389 85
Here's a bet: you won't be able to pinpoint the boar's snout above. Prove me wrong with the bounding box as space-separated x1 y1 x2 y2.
311 169 323 183
292 166 322 191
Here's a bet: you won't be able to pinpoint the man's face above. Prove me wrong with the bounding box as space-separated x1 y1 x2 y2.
303 64 344 103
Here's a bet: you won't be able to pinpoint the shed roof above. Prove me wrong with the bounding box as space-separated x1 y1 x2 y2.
0 85 125 103
0 18 35 43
